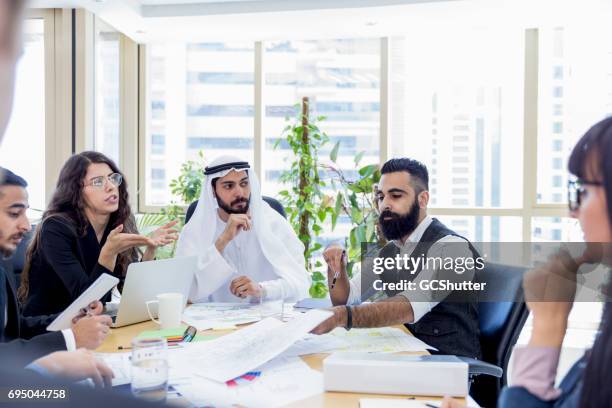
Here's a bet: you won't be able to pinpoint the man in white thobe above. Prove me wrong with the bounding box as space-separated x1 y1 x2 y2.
176 155 310 303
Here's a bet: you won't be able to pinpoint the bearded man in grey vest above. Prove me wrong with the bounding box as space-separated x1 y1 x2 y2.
311 158 481 359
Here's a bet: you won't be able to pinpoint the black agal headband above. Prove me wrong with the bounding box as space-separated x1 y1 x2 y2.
203 161 250 176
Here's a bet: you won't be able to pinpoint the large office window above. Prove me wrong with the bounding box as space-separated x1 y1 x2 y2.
390 30 524 209
0 19 46 212
94 18 121 164
531 24 612 257
436 216 523 243
262 39 380 198
537 26 612 205
388 29 524 242
262 39 380 246
144 42 255 206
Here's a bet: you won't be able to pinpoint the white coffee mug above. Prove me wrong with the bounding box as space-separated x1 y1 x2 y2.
145 293 184 330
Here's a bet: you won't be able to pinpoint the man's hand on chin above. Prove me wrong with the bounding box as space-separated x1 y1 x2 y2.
310 306 347 335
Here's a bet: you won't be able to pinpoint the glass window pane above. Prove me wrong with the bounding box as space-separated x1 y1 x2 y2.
144 42 254 206
389 29 525 208
262 39 380 198
0 19 46 213
531 216 583 242
434 215 522 242
94 18 120 163
537 25 612 203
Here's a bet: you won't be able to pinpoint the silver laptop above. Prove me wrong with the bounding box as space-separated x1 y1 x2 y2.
108 256 196 328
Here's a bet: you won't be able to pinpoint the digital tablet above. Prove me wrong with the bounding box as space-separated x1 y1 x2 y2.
47 273 119 331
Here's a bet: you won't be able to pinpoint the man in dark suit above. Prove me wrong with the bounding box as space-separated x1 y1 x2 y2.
0 168 113 365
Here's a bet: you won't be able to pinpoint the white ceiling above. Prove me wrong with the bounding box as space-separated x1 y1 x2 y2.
140 0 453 18
27 0 611 43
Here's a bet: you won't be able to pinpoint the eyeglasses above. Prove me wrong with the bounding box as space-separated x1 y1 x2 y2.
84 173 123 189
568 178 602 211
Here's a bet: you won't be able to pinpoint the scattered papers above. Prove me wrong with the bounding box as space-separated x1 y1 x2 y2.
171 309 332 382
293 297 332 310
226 371 261 387
279 326 435 358
136 327 219 343
281 333 350 357
97 347 198 388
173 356 323 408
330 327 437 353
182 302 261 330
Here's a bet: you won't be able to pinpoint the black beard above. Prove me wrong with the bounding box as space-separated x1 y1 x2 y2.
378 199 420 241
216 195 250 215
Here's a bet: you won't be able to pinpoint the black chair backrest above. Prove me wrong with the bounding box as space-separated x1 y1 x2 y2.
184 196 286 224
471 262 529 407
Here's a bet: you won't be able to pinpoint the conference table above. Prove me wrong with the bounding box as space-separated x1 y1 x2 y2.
98 319 466 407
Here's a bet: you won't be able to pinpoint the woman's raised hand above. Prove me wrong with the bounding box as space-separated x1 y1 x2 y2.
148 219 180 248
99 224 156 270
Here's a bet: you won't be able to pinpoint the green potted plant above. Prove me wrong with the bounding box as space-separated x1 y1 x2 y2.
324 145 383 278
275 96 333 298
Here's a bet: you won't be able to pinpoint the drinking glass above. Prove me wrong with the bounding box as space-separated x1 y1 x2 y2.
258 284 286 320
131 337 168 402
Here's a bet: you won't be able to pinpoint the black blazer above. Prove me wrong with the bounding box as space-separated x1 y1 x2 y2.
0 266 66 366
23 217 123 317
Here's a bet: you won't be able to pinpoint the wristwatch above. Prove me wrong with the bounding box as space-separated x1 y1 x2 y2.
345 305 353 330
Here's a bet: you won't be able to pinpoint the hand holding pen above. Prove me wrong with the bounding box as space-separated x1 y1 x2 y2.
73 300 104 324
323 244 347 290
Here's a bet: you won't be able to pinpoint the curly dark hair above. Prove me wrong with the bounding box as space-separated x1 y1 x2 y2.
18 151 141 302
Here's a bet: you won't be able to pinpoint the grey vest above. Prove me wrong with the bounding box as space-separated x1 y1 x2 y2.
378 218 481 359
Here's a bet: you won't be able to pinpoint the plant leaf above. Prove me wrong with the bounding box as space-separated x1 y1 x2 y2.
311 271 326 281
330 141 340 163
354 151 365 165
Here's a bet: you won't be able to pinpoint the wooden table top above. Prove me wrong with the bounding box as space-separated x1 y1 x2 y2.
98 320 464 407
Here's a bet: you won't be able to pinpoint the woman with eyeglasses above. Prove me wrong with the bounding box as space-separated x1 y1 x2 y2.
442 117 612 407
18 151 178 316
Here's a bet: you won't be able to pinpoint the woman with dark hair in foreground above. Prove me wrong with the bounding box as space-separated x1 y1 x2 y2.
19 151 179 316
444 117 612 407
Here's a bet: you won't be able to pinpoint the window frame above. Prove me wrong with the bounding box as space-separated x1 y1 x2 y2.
22 9 73 207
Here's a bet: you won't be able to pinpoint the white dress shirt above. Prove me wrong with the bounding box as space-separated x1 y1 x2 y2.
346 215 475 323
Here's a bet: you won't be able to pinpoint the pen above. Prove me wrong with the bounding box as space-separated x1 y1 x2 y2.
329 250 345 290
330 270 340 290
118 343 184 351
79 307 93 317
182 326 197 343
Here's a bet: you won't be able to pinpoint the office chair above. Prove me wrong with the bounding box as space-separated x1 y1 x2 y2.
458 262 530 407
184 196 287 224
